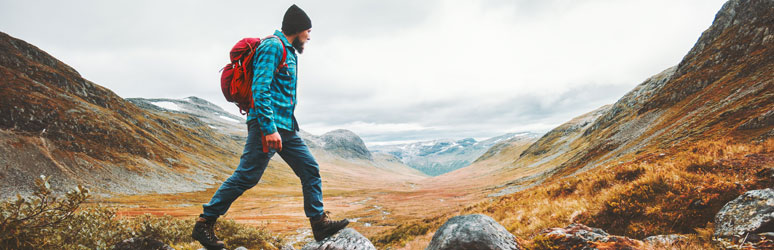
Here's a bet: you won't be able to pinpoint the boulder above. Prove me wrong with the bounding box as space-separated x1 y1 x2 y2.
533 224 644 249
714 188 774 249
714 188 774 238
112 237 174 250
301 228 376 250
426 214 520 250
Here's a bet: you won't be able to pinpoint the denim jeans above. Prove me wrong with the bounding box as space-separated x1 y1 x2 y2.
201 120 324 219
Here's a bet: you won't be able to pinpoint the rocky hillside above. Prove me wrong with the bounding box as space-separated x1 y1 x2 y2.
0 31 246 197
487 0 773 191
372 133 541 176
301 129 373 161
549 0 773 178
127 97 246 141
373 0 773 247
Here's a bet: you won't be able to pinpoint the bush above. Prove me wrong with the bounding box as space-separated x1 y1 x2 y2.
0 176 284 250
0 175 90 249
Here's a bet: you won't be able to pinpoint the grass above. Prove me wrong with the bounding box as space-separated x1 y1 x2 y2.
372 137 772 249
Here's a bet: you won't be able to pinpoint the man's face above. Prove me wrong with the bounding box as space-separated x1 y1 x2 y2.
293 29 311 54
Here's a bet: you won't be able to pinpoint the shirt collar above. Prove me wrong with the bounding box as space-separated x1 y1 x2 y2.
274 30 295 53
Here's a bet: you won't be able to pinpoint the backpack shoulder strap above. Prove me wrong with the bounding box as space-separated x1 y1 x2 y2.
265 35 288 72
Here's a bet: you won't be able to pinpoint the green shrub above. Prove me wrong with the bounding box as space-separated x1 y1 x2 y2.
0 176 283 250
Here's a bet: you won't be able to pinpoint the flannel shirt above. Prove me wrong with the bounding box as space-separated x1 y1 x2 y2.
247 30 298 134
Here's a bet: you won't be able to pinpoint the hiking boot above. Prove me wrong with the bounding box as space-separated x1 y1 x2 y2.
310 211 349 241
192 216 225 250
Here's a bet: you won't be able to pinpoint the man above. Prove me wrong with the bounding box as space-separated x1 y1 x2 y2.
192 5 348 249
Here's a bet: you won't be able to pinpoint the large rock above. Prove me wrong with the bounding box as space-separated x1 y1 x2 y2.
426 214 520 250
301 228 375 250
533 224 644 249
715 188 774 239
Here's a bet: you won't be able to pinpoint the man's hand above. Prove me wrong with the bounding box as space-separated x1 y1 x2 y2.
265 132 282 152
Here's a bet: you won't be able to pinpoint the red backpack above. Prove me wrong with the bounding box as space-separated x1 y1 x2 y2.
220 36 287 115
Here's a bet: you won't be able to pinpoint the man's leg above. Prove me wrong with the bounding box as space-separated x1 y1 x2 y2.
202 120 273 218
194 120 273 249
277 130 324 218
277 130 348 241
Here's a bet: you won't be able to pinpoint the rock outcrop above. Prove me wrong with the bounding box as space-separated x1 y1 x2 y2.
301 228 376 250
714 188 774 248
532 224 644 249
426 214 520 250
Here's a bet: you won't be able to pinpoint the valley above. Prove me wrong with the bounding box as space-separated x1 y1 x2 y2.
1 0 773 249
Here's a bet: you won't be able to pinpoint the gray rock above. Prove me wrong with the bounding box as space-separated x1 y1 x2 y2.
714 188 774 238
426 214 520 250
280 244 297 250
113 237 175 250
535 224 644 249
301 228 375 250
643 234 688 246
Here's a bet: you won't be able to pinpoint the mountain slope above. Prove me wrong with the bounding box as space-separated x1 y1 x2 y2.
0 32 248 197
475 0 774 240
549 0 773 178
374 0 773 247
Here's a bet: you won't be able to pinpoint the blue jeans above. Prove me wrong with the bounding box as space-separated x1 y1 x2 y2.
201 120 324 219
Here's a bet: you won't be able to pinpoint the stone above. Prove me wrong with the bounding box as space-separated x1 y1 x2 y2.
714 188 774 238
535 224 644 249
426 214 520 250
643 234 688 246
112 237 175 250
301 228 375 250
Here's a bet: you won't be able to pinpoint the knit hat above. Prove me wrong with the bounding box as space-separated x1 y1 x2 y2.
282 4 312 35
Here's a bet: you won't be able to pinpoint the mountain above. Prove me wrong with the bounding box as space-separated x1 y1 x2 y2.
127 97 246 141
371 1 773 247
371 133 541 176
127 97 419 174
467 0 773 239
0 32 244 197
300 129 373 161
0 32 421 200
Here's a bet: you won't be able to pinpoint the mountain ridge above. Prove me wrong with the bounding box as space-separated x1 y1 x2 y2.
372 132 541 176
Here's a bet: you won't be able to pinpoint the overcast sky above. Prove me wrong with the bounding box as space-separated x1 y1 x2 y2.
0 0 727 145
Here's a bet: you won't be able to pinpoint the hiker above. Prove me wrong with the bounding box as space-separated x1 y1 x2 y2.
192 5 348 249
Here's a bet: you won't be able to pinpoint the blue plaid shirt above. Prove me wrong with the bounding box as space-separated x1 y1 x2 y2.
247 30 298 134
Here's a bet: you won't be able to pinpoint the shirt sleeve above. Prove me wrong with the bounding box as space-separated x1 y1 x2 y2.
252 38 284 135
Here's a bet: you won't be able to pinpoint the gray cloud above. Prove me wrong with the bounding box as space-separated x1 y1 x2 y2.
0 0 727 145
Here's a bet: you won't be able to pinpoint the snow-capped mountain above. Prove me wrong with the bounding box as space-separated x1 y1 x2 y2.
371 132 542 176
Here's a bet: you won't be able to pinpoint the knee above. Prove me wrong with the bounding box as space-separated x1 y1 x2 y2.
301 175 321 188
226 172 260 189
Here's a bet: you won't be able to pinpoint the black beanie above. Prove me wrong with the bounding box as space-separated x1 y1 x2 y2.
282 4 312 35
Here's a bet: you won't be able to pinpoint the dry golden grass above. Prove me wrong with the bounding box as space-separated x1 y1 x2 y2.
479 138 772 245
370 138 771 249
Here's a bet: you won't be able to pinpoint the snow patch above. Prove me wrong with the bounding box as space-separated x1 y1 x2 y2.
152 101 182 111
219 115 240 123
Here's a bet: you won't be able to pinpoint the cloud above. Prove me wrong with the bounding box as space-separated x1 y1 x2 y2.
0 0 727 145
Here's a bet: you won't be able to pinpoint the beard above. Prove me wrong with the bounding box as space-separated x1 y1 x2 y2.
292 38 305 54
